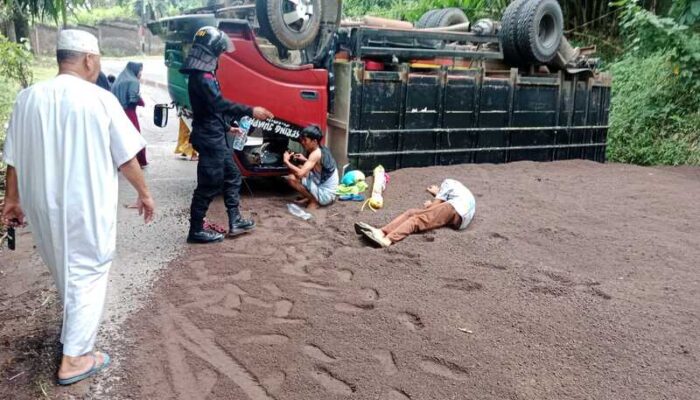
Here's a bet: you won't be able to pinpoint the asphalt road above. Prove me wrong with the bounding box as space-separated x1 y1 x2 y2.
102 57 168 88
103 77 194 331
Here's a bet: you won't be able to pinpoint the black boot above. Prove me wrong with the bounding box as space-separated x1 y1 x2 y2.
187 222 224 244
228 212 256 237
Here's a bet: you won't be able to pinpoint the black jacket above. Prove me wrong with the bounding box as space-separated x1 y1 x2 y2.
181 45 252 151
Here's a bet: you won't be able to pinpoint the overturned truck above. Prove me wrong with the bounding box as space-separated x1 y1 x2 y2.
150 0 611 176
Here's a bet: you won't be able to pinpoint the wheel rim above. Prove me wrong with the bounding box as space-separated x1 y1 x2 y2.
538 14 557 48
280 0 315 33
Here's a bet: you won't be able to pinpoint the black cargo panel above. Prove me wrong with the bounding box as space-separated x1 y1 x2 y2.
346 62 610 173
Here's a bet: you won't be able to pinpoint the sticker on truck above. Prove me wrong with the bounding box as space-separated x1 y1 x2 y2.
251 118 304 140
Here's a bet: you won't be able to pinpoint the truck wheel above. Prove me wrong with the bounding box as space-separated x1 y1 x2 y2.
418 8 468 29
257 0 323 50
499 0 528 66
415 9 441 29
416 8 468 48
432 7 468 28
516 0 563 63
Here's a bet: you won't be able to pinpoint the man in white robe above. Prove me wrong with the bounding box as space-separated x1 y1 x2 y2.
1 29 155 385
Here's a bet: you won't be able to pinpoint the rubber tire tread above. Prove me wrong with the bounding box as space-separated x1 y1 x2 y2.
425 8 451 28
433 7 468 28
417 8 450 47
260 0 324 50
415 9 442 29
516 0 563 63
499 0 528 66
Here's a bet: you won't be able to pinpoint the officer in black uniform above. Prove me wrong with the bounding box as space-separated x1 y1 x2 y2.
181 26 274 244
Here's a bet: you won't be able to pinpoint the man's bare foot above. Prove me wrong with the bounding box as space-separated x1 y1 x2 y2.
58 352 108 380
294 198 310 206
306 201 320 210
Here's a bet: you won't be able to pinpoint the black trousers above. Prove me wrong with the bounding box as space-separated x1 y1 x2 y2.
189 148 241 232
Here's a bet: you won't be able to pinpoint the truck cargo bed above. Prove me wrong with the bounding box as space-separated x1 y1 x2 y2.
328 60 610 172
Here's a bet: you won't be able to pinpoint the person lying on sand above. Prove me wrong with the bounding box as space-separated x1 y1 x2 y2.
283 125 339 210
355 179 475 247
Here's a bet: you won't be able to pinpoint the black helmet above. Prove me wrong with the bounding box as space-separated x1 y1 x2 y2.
193 26 234 56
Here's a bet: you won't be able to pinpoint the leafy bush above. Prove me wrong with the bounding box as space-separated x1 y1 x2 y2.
609 53 699 165
343 0 508 21
1 75 17 197
607 0 700 165
669 0 700 25
70 5 137 26
0 35 33 89
0 34 30 174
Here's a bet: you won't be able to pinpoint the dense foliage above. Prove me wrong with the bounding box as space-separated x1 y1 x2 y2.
606 0 699 165
343 0 509 21
0 34 33 174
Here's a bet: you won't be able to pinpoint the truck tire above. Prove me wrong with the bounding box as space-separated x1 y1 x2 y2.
415 9 441 29
499 0 529 66
516 0 563 64
416 8 468 47
432 8 468 28
418 8 468 29
257 0 323 50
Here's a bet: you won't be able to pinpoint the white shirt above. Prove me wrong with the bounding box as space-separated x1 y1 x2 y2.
3 74 145 269
435 179 476 230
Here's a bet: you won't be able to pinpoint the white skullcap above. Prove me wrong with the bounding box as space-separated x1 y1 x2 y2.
57 29 100 55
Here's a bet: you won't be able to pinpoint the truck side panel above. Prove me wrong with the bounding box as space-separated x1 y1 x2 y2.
330 61 611 173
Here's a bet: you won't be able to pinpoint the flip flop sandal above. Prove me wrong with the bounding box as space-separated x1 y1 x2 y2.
354 222 374 235
57 352 111 386
339 194 365 202
362 229 391 248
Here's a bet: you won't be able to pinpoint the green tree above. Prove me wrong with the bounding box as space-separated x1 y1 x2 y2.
1 0 86 25
0 34 32 88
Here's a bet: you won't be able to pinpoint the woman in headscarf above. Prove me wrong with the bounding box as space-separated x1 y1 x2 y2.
111 62 148 167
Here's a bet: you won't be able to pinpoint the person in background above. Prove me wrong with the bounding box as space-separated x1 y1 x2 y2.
355 179 476 248
1 29 155 386
95 71 111 91
283 125 339 209
111 62 148 168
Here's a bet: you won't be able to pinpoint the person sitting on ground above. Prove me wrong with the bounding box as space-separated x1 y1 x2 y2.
355 178 475 248
283 125 339 209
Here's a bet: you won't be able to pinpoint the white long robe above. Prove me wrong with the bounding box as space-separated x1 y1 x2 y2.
3 74 145 356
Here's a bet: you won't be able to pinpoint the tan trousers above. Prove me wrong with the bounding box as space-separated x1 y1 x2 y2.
381 202 461 243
